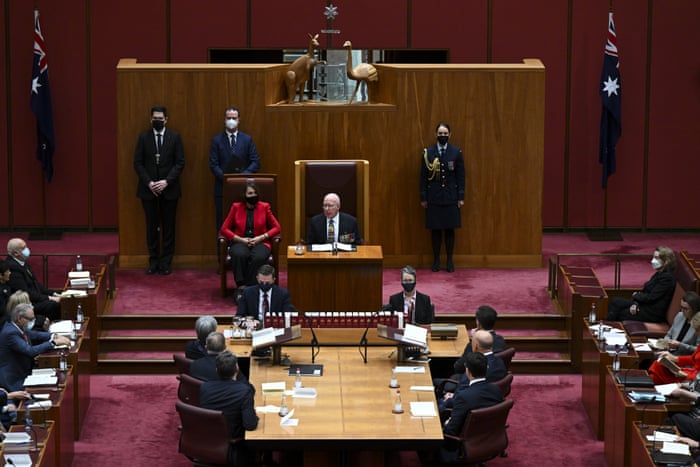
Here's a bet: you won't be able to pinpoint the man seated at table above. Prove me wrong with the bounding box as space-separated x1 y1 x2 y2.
305 193 362 245
460 305 506 355
5 238 62 321
190 332 247 382
200 350 258 465
388 265 434 325
0 303 71 391
237 265 290 328
184 315 218 360
438 330 507 411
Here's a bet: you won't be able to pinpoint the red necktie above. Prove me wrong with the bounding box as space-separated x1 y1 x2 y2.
262 292 269 316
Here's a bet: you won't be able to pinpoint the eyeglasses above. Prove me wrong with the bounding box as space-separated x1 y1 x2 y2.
322 204 337 208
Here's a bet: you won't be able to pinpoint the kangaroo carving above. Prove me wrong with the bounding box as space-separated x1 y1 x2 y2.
285 34 322 104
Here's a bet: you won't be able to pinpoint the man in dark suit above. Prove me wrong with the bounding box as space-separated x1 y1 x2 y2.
133 105 185 275
420 123 466 272
440 352 503 462
209 106 260 232
306 193 362 245
236 265 291 327
0 303 70 391
200 351 258 465
184 315 218 360
5 238 61 321
460 305 506 355
388 265 434 324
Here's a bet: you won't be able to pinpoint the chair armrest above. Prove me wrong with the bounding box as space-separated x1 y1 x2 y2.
229 437 244 446
435 378 461 398
444 433 462 442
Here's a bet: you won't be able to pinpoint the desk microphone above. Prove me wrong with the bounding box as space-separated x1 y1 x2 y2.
297 307 320 364
359 310 381 364
638 402 649 430
621 358 640 392
27 400 49 429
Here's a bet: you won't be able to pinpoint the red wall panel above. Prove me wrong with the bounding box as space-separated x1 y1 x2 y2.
250 1 327 48
646 0 700 228
0 1 9 225
491 0 568 227
171 0 248 62
89 0 168 227
412 0 487 62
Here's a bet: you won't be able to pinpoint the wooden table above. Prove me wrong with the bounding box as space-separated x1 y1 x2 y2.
629 423 682 467
18 368 75 467
286 245 383 313
247 346 443 466
581 319 639 440
1 421 56 467
603 366 691 467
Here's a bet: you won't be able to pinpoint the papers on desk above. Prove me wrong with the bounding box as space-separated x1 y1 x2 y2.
49 320 75 334
261 381 285 395
2 432 31 444
401 324 428 348
589 324 624 334
61 289 87 297
603 334 628 348
24 374 57 386
646 430 679 442
393 366 426 374
655 383 680 396
3 453 32 467
309 243 354 252
256 405 281 413
27 400 52 409
30 393 50 400
661 441 691 455
251 327 280 348
280 408 298 426
410 402 437 417
292 387 317 398
410 386 435 392
627 391 665 403
633 342 652 352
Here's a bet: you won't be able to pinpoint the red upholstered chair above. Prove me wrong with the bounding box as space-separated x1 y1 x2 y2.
177 373 203 407
494 347 516 371
176 400 244 466
173 353 192 375
444 398 514 465
293 160 369 244
218 174 280 297
492 372 514 398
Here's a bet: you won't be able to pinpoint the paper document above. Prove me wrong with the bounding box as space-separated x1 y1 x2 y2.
410 386 435 392
27 400 52 409
393 366 426 374
256 405 281 413
292 387 317 398
24 374 58 386
3 453 32 467
252 328 277 348
49 320 75 334
280 408 298 426
261 381 285 395
661 441 691 455
410 401 437 417
654 383 680 396
646 431 678 442
2 432 31 444
60 289 87 297
68 271 90 279
31 393 50 400
310 243 354 252
604 334 627 347
402 324 428 347
32 368 56 376
633 342 652 352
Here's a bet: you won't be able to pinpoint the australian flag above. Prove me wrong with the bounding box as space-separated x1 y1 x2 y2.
598 11 621 189
30 9 56 182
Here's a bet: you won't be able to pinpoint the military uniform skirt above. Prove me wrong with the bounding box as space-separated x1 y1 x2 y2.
425 203 461 229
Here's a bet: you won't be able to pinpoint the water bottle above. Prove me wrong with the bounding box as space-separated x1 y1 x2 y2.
295 368 302 389
76 303 84 324
392 390 403 414
332 241 338 256
59 349 67 371
389 369 399 388
295 240 305 255
588 302 597 325
75 255 83 272
279 393 289 417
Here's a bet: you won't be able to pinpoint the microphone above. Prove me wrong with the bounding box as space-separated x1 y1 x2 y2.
621 358 640 392
296 307 320 364
359 311 381 364
24 405 38 452
26 400 50 429
639 402 649 430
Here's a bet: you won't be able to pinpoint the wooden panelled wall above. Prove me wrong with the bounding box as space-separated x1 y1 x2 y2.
117 59 544 269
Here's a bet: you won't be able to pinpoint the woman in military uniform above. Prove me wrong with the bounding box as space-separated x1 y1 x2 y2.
420 123 466 272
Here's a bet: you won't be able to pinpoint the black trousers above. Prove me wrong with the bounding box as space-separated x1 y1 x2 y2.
141 197 178 269
229 243 270 287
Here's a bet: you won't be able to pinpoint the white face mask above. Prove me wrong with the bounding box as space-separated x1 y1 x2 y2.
651 258 662 270
20 247 30 259
225 118 238 131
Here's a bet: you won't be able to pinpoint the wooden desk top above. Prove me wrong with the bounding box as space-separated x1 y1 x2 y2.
4 422 55 466
222 325 468 359
286 245 383 263
246 346 443 449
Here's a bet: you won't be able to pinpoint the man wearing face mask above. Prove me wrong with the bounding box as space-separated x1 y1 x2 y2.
209 107 260 233
236 265 291 327
134 105 186 275
388 265 434 324
220 181 281 300
420 123 466 273
606 246 677 322
0 303 70 391
5 238 61 321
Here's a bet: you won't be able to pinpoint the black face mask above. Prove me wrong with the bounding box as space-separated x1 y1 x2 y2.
259 283 272 292
402 282 416 293
246 195 259 205
437 135 449 145
152 120 165 131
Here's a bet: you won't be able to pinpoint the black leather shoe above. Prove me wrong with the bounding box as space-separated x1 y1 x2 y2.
159 268 171 275
146 267 157 275
431 261 440 272
446 261 455 273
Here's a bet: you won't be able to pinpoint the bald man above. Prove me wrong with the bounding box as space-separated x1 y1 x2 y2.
306 193 362 245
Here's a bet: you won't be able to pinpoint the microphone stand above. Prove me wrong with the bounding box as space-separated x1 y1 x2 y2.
297 308 320 364
359 311 380 364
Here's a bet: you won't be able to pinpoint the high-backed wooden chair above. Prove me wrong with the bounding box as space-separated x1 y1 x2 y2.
218 174 280 297
177 373 203 407
294 160 369 244
494 347 516 371
173 353 192 375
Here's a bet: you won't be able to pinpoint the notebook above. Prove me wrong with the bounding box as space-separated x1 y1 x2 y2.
288 364 323 377
615 373 655 388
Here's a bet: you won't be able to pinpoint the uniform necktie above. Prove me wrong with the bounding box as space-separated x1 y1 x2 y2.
327 219 335 243
262 292 269 317
439 147 445 158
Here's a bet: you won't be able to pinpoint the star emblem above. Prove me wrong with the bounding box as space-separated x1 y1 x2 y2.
602 76 619 97
32 76 41 94
324 4 339 21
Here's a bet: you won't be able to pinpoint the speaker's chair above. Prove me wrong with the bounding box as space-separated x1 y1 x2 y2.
294 160 369 244
218 174 280 297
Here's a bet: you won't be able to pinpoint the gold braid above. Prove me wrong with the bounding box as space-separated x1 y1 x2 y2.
423 148 440 181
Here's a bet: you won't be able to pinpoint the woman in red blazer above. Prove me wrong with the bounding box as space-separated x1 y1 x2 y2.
220 181 281 295
649 312 700 384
